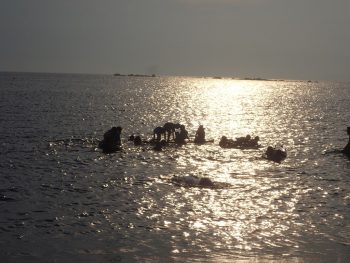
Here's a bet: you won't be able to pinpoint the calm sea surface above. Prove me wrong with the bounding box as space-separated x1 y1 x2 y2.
0 72 350 262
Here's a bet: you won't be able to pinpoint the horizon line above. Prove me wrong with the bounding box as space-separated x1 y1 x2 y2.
0 70 345 83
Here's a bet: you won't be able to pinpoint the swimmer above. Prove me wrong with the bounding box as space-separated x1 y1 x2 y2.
265 145 287 163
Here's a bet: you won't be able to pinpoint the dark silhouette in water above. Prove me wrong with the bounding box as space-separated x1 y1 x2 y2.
171 175 214 188
264 145 287 163
171 175 231 188
99 126 123 153
342 126 350 156
134 136 142 146
153 126 165 142
219 135 260 149
153 140 166 151
198 177 214 187
153 142 162 151
219 136 230 148
163 122 181 141
175 125 189 145
194 125 206 144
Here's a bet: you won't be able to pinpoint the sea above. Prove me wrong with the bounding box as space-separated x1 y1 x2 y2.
0 72 349 262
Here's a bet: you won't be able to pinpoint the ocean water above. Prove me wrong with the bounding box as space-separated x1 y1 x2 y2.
0 72 350 262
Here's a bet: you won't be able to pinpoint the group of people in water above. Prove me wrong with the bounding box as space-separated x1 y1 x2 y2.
98 124 350 188
98 123 350 162
99 122 192 153
153 122 190 145
99 122 206 153
219 135 260 149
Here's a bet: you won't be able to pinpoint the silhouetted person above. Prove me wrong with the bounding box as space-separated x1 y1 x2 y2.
103 126 116 140
246 136 260 147
219 136 235 148
219 134 259 149
265 146 287 163
219 136 228 148
100 126 122 153
194 125 205 144
153 140 166 151
134 136 142 146
153 126 165 142
175 125 189 145
163 122 181 141
265 146 274 158
236 135 250 144
342 126 350 155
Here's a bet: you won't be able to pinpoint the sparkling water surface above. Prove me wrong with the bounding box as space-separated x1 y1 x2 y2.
0 73 350 262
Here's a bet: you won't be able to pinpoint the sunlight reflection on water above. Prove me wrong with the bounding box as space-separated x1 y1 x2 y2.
122 78 350 261
1 74 350 262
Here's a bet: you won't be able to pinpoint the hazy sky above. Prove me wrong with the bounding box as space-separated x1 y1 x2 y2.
1 0 350 81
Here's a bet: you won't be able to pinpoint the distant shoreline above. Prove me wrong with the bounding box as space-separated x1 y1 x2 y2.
113 73 156 78
0 71 337 83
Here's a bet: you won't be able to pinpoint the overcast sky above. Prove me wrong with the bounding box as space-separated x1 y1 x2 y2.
1 0 350 81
